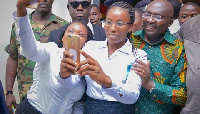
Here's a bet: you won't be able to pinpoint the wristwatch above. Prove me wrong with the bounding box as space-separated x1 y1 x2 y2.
149 83 155 93
5 91 13 96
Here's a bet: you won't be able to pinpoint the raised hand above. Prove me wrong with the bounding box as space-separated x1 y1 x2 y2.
16 0 32 17
132 60 154 90
60 50 77 79
76 51 112 88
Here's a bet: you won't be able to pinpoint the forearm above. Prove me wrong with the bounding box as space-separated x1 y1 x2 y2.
57 73 81 89
150 82 186 105
5 56 18 91
16 6 27 17
103 71 141 104
13 11 50 62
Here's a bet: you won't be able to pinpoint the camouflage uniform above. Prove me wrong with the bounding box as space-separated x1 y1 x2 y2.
4 12 68 101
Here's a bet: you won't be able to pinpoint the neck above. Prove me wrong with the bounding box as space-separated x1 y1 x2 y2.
107 39 126 57
144 33 165 45
72 19 89 24
32 11 52 24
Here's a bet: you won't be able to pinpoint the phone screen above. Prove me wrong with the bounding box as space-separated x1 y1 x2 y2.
67 34 81 64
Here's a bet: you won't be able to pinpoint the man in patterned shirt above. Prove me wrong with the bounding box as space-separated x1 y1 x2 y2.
131 0 187 113
4 0 68 113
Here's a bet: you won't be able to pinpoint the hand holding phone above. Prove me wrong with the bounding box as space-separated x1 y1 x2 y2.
26 0 38 9
65 33 81 64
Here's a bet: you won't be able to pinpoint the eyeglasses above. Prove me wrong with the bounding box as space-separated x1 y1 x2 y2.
103 20 132 27
142 12 172 21
69 1 91 9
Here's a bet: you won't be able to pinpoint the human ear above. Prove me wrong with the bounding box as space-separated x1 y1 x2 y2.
168 18 174 27
128 24 134 33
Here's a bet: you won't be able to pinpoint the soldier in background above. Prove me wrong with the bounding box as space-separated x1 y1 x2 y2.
4 0 68 113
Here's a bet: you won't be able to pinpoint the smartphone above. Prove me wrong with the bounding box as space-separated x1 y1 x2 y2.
26 0 38 9
67 34 81 64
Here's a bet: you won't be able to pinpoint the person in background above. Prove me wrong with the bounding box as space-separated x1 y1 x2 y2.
131 0 187 113
48 0 106 46
167 0 182 34
176 13 200 114
61 1 147 113
90 4 102 27
127 8 144 40
178 2 200 26
131 8 144 33
4 0 68 113
134 0 151 11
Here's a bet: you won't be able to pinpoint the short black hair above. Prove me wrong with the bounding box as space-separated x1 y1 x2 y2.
58 21 88 48
183 2 200 7
91 4 100 12
107 1 135 24
167 0 182 19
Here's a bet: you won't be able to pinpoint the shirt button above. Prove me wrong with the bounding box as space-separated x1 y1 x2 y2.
149 46 152 48
153 95 156 98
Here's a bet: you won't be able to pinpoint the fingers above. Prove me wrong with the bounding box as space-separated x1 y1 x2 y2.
63 50 73 59
17 0 31 8
132 60 150 77
132 63 145 71
134 70 145 77
132 66 144 73
61 58 76 70
147 60 150 67
132 59 148 72
62 50 76 69
77 65 96 76
13 102 17 109
80 50 93 60
136 59 146 65
76 57 96 71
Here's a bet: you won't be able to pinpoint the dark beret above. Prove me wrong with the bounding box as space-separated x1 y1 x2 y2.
104 0 133 7
135 0 151 8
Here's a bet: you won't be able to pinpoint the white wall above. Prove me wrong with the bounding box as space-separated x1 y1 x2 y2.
0 0 71 104
0 0 19 103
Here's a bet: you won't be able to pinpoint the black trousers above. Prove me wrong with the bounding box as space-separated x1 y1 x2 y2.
15 98 41 114
84 96 135 114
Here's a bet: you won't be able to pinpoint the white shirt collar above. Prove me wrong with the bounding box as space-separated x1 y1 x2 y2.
99 38 133 55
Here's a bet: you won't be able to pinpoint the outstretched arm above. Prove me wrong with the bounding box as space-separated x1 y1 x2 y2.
16 0 31 17
14 0 54 63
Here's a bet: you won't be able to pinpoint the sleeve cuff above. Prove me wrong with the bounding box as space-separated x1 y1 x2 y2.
57 73 81 88
102 81 123 95
12 10 31 35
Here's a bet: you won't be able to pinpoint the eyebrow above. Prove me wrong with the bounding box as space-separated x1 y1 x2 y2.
106 18 125 22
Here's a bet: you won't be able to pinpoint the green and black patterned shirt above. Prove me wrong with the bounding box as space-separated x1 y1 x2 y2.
131 29 187 114
4 12 68 101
